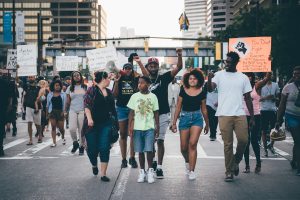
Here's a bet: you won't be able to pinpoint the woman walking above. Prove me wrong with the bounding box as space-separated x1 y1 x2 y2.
83 71 118 182
242 72 271 173
46 79 67 147
276 66 300 176
66 71 87 155
39 80 49 138
171 69 209 180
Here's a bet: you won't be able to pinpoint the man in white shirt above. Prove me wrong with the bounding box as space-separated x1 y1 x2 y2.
208 51 254 182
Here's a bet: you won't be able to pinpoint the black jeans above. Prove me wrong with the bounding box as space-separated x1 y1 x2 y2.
206 105 218 139
244 115 261 167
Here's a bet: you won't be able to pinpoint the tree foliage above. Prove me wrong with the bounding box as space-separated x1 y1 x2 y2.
214 3 300 78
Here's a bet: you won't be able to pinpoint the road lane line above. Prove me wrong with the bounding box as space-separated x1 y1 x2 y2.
3 138 27 150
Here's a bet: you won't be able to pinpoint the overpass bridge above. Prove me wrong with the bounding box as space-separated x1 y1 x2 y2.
46 47 215 58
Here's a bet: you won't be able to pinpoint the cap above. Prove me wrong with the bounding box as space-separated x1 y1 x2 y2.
123 63 133 69
147 57 159 65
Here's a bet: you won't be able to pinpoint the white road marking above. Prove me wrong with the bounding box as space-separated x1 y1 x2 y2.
3 138 27 150
110 168 130 200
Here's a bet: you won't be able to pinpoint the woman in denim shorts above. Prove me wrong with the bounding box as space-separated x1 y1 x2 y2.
171 69 209 180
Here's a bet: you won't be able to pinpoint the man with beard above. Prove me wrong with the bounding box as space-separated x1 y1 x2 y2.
146 49 183 178
23 76 43 145
207 51 254 182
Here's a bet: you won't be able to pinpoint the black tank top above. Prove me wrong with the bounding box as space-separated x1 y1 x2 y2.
51 95 63 110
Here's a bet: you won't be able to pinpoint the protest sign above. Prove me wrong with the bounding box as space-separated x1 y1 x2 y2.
17 45 37 76
56 56 79 71
6 49 17 69
229 37 271 72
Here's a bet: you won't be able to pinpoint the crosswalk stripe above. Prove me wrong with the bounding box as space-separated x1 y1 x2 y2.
273 147 290 156
16 138 61 157
3 138 27 150
197 143 208 158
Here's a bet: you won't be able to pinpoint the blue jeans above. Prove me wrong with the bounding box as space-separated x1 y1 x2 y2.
85 121 111 165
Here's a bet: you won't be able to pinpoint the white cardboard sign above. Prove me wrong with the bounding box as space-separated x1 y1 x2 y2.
56 56 79 71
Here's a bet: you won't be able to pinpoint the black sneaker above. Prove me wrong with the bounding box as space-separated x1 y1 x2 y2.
152 161 157 171
156 168 164 179
71 141 79 154
79 146 84 155
290 160 297 170
92 167 98 175
101 176 110 182
121 159 128 168
264 149 268 157
129 157 138 168
12 129 17 137
233 162 239 176
224 174 234 182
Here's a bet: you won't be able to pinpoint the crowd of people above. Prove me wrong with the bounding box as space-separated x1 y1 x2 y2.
0 50 300 184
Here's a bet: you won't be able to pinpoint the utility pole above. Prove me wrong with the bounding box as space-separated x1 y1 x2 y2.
37 13 43 76
12 0 16 49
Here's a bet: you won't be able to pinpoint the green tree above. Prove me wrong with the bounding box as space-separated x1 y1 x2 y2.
215 3 300 79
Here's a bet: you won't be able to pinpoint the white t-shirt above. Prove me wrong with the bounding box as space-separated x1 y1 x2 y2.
66 85 86 112
260 82 280 111
212 70 252 116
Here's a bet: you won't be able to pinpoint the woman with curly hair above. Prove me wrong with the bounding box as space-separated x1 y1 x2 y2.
171 69 209 180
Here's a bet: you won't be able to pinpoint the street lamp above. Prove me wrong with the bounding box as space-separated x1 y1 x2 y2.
248 0 260 36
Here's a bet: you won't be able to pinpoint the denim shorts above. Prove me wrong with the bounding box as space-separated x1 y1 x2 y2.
133 129 155 153
116 106 130 122
179 110 204 131
285 113 300 128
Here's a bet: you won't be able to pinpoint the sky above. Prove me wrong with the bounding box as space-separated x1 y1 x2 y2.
100 0 185 47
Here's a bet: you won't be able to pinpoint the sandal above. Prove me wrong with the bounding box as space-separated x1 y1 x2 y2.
26 142 33 146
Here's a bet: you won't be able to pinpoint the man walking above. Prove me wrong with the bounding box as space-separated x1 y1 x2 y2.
208 52 254 182
23 76 43 145
146 49 182 178
168 78 180 129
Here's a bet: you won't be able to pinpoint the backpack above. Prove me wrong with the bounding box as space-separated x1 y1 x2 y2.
24 85 40 109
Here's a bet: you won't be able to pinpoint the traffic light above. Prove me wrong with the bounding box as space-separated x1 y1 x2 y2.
194 42 199 54
144 40 149 53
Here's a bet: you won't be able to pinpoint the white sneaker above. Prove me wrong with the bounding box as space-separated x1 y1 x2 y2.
185 163 190 176
137 170 146 183
50 143 56 148
185 169 190 176
147 168 155 184
189 171 196 180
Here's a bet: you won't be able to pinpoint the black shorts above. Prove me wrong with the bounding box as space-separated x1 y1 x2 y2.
260 110 276 133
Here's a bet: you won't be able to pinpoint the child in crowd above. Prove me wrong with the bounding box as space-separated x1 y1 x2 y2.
128 76 159 184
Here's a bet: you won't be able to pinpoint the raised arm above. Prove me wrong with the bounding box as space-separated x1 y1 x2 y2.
255 72 271 94
207 72 217 92
134 56 149 77
171 48 183 77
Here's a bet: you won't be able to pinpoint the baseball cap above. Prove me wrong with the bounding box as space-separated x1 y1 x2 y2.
147 57 159 65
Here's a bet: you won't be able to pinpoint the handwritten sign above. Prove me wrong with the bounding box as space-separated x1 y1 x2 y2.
6 49 17 69
56 56 79 71
17 45 37 76
229 37 271 72
86 46 119 72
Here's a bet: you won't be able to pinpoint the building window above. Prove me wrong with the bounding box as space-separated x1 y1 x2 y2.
213 24 226 28
60 10 77 16
60 3 77 8
52 26 58 32
51 3 58 8
60 18 77 24
213 18 225 22
78 3 92 8
79 10 91 16
78 26 91 32
213 12 226 16
78 18 91 23
60 26 77 32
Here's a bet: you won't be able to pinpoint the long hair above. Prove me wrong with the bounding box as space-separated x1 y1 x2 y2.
70 71 86 92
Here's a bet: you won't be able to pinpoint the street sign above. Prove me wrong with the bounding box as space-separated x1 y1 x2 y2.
229 37 271 72
6 49 17 69
17 45 37 76
56 56 79 71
